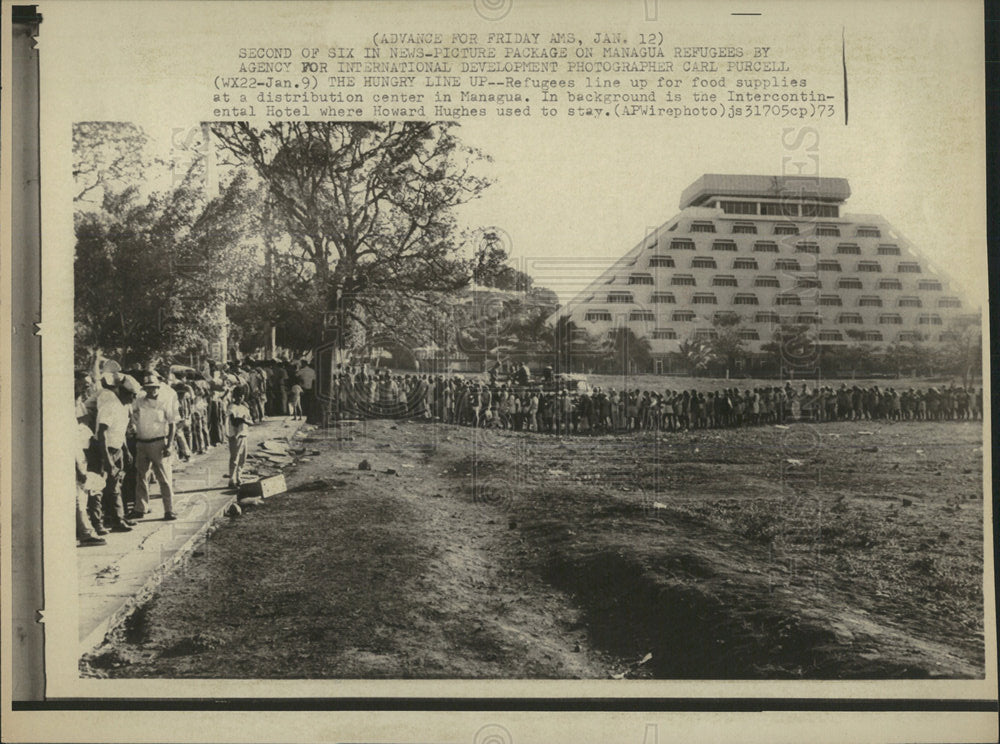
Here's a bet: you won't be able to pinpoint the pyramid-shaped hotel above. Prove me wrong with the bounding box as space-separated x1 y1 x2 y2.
549 174 975 369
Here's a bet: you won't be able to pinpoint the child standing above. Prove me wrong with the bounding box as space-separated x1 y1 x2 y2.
288 382 303 420
227 388 252 489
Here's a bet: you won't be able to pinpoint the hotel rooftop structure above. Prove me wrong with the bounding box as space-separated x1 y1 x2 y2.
549 174 974 364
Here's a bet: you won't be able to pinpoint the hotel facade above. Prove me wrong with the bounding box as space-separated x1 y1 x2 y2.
549 174 974 373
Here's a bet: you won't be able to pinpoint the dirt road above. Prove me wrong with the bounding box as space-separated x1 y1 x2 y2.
85 416 985 679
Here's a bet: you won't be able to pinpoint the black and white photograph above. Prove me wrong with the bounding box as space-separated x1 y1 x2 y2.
72 122 987 682
3 0 996 742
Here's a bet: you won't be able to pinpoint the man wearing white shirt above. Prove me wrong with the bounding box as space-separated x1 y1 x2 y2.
130 371 180 520
297 359 316 419
92 379 138 532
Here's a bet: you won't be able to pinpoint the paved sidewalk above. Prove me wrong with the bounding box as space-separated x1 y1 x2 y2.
78 415 306 654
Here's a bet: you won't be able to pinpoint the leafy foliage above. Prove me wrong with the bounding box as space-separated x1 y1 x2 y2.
211 122 492 350
74 124 264 366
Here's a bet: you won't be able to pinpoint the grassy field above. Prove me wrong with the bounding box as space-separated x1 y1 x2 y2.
85 415 986 679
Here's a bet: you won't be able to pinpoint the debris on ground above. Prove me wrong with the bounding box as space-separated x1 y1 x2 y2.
358 459 372 470
259 439 289 455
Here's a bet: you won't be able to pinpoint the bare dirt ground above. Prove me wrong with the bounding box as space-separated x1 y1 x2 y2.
83 415 985 679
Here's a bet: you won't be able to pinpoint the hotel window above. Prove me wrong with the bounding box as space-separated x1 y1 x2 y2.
818 260 841 272
837 277 864 289
692 257 717 269
719 200 757 215
712 239 738 251
760 202 798 217
732 222 757 234
652 328 678 340
694 328 719 341
649 292 676 304
692 293 718 305
918 314 943 326
858 296 883 307
856 226 881 238
755 311 780 324
670 238 696 250
819 330 844 342
836 243 862 255
898 262 922 274
918 279 942 290
857 260 882 273
649 255 675 268
712 275 738 287
879 314 903 325
733 257 758 269
802 203 839 218
672 310 696 321
815 223 841 237
753 241 779 253
878 278 903 290
774 258 800 271
795 313 822 324
938 297 962 308
773 222 799 235
671 274 697 286
898 332 924 342
860 331 883 342
819 294 842 306
630 310 656 322
795 241 820 254
897 296 922 308
775 294 801 306
607 291 633 303
585 310 612 322
714 311 740 324
733 293 759 305
628 273 654 285
877 244 901 256
754 275 781 287
838 313 863 324
738 329 761 340
796 277 821 288
690 221 716 233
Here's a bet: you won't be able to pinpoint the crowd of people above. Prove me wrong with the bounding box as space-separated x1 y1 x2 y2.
74 352 981 547
74 356 315 546
327 364 984 435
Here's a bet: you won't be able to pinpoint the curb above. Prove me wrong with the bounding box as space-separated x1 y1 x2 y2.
79 492 239 657
79 418 308 658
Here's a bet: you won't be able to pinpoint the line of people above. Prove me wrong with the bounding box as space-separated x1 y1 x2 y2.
327 365 983 435
74 357 316 546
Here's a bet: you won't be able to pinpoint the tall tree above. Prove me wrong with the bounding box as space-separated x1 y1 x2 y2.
73 122 150 203
74 166 262 366
211 122 492 350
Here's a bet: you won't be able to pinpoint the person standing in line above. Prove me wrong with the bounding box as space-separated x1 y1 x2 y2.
297 358 316 420
288 380 303 420
130 371 180 521
92 379 138 532
227 388 252 489
77 419 107 546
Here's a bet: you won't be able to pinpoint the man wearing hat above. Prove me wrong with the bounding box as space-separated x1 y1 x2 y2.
130 370 181 520
91 376 140 533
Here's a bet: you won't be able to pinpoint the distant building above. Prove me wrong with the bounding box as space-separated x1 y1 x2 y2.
549 174 975 373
